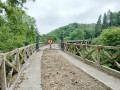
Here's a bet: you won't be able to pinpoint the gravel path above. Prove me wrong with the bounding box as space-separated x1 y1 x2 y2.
41 50 110 90
15 51 43 90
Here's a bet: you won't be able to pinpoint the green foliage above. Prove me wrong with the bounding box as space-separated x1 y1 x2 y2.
113 11 120 26
99 27 120 46
67 29 83 40
102 13 107 29
0 0 39 53
95 10 120 38
45 23 95 41
95 15 102 37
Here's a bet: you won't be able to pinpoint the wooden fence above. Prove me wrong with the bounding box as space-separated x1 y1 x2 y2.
64 43 120 77
0 44 36 90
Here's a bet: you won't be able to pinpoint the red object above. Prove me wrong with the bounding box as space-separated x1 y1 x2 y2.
47 39 53 44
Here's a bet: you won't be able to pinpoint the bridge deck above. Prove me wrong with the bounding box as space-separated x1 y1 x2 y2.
15 44 120 90
14 51 43 90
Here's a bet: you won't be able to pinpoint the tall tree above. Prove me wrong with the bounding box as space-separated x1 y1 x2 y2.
95 15 102 37
102 13 107 29
113 11 120 26
109 11 113 26
107 9 113 27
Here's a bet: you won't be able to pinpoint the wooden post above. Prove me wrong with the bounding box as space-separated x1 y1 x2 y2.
0 54 7 90
74 45 76 54
24 48 27 62
97 47 100 65
50 44 52 50
16 49 20 71
82 46 85 59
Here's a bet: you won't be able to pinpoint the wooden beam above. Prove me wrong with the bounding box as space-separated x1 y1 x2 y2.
102 49 111 58
0 54 7 90
113 60 120 69
85 47 97 62
5 60 18 72
100 54 120 65
85 47 97 58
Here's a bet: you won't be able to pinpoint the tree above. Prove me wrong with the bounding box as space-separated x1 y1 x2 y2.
95 15 102 37
102 13 107 29
99 27 120 46
109 11 113 26
6 0 35 7
107 10 113 27
113 11 120 26
68 29 83 40
0 0 39 52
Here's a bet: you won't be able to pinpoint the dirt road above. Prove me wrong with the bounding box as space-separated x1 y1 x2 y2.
41 50 110 90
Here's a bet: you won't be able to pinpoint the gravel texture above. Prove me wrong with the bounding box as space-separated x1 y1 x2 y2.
41 50 110 90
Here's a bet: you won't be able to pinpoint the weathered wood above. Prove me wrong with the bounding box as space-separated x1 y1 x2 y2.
102 49 111 58
113 60 120 69
11 54 17 65
0 44 37 90
0 53 3 66
64 42 120 78
75 46 82 56
0 55 7 90
82 46 85 59
85 47 97 58
5 60 18 72
97 48 100 64
100 54 120 65
6 68 13 88
85 47 97 62
16 49 20 71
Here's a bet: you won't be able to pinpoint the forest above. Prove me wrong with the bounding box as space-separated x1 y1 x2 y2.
43 10 120 71
44 10 120 46
0 0 120 53
0 0 39 53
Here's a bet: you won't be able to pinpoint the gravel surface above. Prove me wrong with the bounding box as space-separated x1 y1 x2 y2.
41 50 110 90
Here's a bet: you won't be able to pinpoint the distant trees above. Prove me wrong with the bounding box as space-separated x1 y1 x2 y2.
102 13 107 29
46 23 95 41
95 10 120 38
113 11 120 26
95 15 102 37
43 9 120 47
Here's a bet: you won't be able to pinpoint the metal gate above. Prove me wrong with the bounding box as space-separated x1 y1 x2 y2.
36 35 64 51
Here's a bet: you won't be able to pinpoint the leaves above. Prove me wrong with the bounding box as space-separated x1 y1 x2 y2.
99 27 120 46
45 23 95 41
0 0 39 53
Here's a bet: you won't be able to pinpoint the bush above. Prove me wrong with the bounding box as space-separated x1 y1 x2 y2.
99 27 120 46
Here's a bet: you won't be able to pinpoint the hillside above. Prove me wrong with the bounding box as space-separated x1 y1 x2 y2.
46 23 95 40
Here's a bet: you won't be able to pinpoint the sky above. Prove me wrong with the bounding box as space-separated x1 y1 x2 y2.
2 0 120 34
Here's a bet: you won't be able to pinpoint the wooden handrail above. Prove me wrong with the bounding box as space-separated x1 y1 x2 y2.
0 44 37 90
64 43 120 77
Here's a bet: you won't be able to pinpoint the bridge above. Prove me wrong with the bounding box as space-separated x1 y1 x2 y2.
0 41 120 90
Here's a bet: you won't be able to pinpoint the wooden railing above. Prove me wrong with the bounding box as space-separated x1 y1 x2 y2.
0 44 36 90
64 43 120 77
64 40 91 44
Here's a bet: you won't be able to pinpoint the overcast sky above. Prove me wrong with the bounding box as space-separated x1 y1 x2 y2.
2 0 120 34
